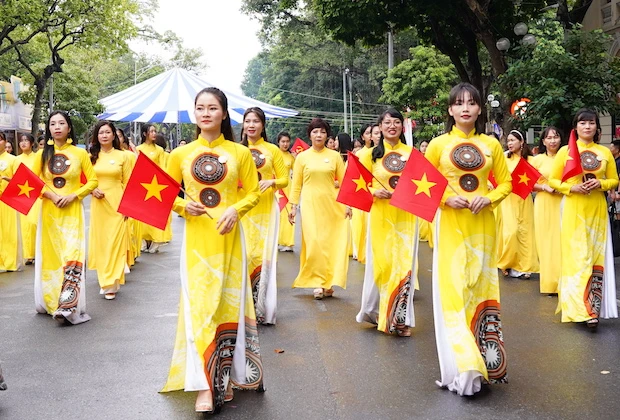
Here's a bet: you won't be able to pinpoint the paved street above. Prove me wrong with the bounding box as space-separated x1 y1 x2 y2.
1 205 620 420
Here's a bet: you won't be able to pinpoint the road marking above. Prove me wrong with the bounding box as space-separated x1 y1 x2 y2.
315 301 327 312
154 313 178 318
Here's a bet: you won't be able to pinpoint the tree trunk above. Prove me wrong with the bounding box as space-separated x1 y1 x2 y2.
30 78 47 138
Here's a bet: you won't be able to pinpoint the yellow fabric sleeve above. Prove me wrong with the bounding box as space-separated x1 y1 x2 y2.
486 140 512 208
548 146 572 196
270 145 289 190
75 149 98 199
425 137 456 207
599 147 619 191
289 153 304 205
233 147 260 218
167 148 190 218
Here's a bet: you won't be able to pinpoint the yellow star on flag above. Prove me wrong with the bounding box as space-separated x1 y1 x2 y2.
141 175 168 202
518 173 530 185
17 180 35 197
412 173 436 197
275 190 283 200
352 175 369 192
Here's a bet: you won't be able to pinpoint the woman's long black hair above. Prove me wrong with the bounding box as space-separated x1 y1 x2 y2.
446 83 484 135
90 120 121 165
140 123 155 144
41 110 76 174
240 107 268 146
194 87 235 142
372 108 406 162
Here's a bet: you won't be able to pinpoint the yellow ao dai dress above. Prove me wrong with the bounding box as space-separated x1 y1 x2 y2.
88 149 131 294
355 142 419 334
241 138 288 324
0 151 21 272
549 139 619 323
33 144 97 324
289 147 348 290
16 151 39 261
162 135 263 411
426 128 512 396
531 153 562 293
496 154 539 276
278 150 295 249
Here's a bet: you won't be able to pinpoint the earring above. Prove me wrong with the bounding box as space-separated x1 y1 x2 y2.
67 138 73 144
47 139 54 146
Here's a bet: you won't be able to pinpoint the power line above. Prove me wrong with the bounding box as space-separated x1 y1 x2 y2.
259 86 388 108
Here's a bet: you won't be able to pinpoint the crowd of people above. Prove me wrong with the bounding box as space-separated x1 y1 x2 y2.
0 82 618 410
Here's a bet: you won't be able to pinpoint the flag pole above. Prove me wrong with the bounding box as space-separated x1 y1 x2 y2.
180 186 214 219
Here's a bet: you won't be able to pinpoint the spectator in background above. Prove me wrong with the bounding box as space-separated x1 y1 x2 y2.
336 133 353 162
326 135 337 150
5 141 13 155
370 124 381 146
359 124 372 148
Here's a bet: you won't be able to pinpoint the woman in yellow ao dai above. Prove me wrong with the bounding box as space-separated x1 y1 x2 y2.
277 132 295 251
355 109 419 337
0 133 21 272
161 88 263 414
33 111 98 325
136 124 167 253
240 108 288 325
531 127 563 294
425 83 512 396
87 121 131 300
15 134 39 265
496 130 539 278
288 118 351 300
548 110 619 328
117 128 140 265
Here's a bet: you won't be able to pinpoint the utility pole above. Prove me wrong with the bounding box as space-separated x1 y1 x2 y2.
387 27 394 70
343 69 348 133
348 70 353 134
49 58 54 112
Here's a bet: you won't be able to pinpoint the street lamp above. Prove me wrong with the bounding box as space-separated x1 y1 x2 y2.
496 22 536 52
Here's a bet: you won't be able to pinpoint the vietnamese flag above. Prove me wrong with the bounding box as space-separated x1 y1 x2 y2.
511 157 542 199
0 163 45 215
275 189 289 212
117 152 181 230
561 129 583 182
390 148 448 222
291 138 310 155
336 151 374 211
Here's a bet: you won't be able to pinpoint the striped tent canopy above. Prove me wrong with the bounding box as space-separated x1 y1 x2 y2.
97 68 298 124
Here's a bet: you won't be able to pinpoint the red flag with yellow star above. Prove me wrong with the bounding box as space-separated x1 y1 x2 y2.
561 129 583 182
117 151 180 230
511 157 542 199
291 138 310 155
336 151 374 211
0 163 45 215
390 148 448 222
275 189 289 212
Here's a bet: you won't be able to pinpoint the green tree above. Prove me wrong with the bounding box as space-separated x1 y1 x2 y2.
381 46 458 140
5 0 140 136
240 6 418 141
499 22 620 136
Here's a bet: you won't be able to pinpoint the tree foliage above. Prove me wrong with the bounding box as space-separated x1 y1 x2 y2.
241 2 418 141
499 21 620 136
381 46 458 140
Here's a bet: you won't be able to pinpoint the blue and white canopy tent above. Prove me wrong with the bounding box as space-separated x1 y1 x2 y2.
97 68 298 143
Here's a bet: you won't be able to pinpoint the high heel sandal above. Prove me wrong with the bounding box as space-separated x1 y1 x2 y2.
313 288 324 300
224 383 234 403
323 288 334 298
195 390 213 413
396 327 411 337
586 318 599 329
